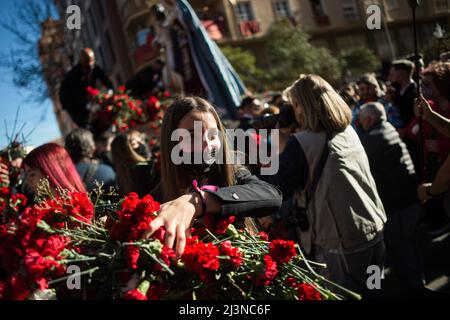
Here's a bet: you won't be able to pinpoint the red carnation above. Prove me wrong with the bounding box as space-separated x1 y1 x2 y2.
254 255 278 286
32 192 94 229
109 193 160 242
258 231 269 242
147 282 167 300
181 237 220 282
121 192 140 210
269 240 297 264
285 277 299 288
297 283 322 300
23 249 64 289
204 215 235 235
67 192 94 225
0 186 11 198
119 85 126 93
124 280 151 300
123 289 147 300
0 275 30 300
147 96 159 107
34 235 70 258
86 86 100 97
155 245 175 272
219 241 242 269
124 245 140 270
10 193 27 211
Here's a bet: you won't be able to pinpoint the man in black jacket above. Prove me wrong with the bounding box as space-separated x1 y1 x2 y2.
389 59 417 126
388 60 420 170
59 48 114 129
359 102 424 286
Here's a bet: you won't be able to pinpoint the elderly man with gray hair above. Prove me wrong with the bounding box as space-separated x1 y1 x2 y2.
352 74 404 134
359 102 424 287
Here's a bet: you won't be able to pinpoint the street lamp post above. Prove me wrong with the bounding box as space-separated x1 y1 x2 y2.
408 0 425 182
381 0 396 61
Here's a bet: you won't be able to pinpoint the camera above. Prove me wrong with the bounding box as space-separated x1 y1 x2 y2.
250 102 297 130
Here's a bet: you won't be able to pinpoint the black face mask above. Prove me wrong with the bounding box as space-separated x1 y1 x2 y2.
135 143 150 159
20 183 36 204
179 150 216 178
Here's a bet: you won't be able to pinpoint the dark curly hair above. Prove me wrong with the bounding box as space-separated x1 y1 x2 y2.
65 128 96 163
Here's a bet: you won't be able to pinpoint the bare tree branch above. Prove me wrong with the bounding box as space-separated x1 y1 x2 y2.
0 0 59 105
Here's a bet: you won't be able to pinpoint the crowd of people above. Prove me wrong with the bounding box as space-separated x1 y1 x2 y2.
1 46 450 299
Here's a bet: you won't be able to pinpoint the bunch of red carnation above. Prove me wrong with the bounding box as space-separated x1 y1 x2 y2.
286 278 322 300
0 190 97 299
0 186 27 220
107 193 175 272
219 241 243 269
181 236 220 283
32 191 94 229
203 214 236 235
269 239 297 264
87 86 169 134
0 232 69 299
0 204 71 300
108 192 160 242
253 255 279 287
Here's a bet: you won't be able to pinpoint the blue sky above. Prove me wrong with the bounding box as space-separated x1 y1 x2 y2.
0 0 60 149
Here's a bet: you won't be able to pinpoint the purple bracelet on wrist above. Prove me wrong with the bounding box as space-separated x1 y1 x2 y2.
192 180 218 218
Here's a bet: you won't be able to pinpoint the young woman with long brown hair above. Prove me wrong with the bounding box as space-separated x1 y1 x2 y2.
142 97 282 257
111 130 159 197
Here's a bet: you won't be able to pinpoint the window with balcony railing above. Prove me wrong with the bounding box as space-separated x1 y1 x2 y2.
235 2 259 37
274 0 292 18
342 0 359 21
235 2 255 23
435 0 449 12
310 0 326 16
309 0 330 27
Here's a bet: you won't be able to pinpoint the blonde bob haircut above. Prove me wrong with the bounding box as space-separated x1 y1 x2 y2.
284 74 352 133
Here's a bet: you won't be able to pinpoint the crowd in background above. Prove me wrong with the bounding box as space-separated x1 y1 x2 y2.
1 48 450 298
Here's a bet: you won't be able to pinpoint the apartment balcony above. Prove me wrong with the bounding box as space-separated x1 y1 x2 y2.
202 19 227 41
239 20 261 38
314 15 331 27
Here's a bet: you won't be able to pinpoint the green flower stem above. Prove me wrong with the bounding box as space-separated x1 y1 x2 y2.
281 265 338 300
143 248 175 276
294 249 361 300
58 232 106 243
68 215 107 233
205 229 220 242
48 266 100 286
58 257 98 264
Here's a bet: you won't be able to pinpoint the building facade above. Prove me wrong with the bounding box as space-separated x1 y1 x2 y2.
43 0 449 136
38 18 76 137
114 0 450 68
56 0 134 87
